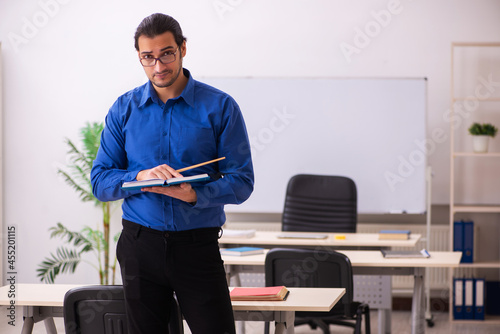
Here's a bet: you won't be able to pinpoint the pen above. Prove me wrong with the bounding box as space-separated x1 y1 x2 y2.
176 157 226 173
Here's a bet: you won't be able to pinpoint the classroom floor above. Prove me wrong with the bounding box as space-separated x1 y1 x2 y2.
1 308 499 334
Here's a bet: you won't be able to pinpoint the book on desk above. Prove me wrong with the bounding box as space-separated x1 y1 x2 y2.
230 286 290 301
220 247 265 256
378 230 411 240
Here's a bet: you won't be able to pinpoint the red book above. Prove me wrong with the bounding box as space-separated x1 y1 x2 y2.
230 286 289 301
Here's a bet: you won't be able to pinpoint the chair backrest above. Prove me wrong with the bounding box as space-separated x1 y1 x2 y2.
282 174 357 233
265 248 354 314
63 285 183 334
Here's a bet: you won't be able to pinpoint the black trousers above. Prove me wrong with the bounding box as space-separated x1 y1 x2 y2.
117 219 236 334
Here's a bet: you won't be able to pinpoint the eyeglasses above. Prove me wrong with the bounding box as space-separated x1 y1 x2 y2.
139 47 179 67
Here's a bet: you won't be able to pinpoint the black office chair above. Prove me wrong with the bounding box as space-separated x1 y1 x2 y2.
63 285 183 334
264 248 370 334
282 174 357 233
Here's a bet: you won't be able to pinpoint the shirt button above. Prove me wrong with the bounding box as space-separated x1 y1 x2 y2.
164 232 169 238
163 131 167 136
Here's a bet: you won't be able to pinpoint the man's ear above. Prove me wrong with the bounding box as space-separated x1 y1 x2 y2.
181 41 187 58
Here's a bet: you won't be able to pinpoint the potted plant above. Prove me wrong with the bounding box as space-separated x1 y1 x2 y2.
37 122 121 284
468 122 498 153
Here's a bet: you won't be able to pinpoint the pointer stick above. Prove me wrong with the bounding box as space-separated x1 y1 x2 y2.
176 157 226 173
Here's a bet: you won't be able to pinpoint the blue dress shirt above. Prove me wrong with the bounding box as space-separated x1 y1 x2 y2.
91 69 254 231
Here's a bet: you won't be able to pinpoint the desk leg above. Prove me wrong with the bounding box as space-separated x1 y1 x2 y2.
236 321 245 334
22 305 60 334
379 308 392 334
226 265 245 334
411 268 426 334
44 317 58 334
21 316 34 334
22 306 36 334
274 311 295 334
233 310 294 334
225 264 232 285
225 264 242 287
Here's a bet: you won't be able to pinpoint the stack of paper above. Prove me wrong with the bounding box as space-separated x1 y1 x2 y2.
381 249 430 258
277 233 327 239
222 229 256 238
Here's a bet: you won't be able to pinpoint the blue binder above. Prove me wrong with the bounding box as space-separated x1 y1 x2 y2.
486 281 500 315
462 221 474 263
453 278 464 319
453 221 463 261
464 278 474 319
474 278 485 320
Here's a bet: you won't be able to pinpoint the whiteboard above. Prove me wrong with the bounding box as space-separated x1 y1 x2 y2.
200 77 427 214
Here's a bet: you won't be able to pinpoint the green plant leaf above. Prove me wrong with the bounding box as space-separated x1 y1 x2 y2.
36 247 82 284
81 226 105 248
49 222 94 251
56 169 94 202
82 122 104 164
38 121 119 285
468 122 498 137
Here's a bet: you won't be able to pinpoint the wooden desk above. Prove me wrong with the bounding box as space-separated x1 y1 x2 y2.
231 287 345 333
223 250 462 334
0 284 345 334
220 230 421 248
221 230 420 333
0 284 86 334
223 249 461 269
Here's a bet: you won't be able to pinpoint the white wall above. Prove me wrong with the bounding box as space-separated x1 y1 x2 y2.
0 0 499 284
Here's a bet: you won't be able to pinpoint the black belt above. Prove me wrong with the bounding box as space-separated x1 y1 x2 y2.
122 219 221 241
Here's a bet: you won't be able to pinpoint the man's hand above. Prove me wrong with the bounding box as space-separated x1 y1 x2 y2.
142 182 197 203
136 164 181 181
137 164 198 203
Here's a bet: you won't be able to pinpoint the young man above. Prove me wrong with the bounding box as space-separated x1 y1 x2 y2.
91 13 254 334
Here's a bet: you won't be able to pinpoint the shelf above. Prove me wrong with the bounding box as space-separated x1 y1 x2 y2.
452 42 500 48
456 262 500 269
452 205 500 213
453 152 500 157
452 97 500 102
449 42 500 327
452 316 500 325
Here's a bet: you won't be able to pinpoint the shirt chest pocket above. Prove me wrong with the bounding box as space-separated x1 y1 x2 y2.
173 127 217 159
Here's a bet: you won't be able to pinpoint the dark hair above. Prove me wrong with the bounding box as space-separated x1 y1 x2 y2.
134 13 187 51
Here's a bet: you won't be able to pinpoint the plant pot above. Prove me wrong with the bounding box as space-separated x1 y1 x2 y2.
472 135 490 153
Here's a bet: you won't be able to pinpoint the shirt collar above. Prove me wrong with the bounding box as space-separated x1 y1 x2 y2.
139 68 195 108
179 68 195 108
